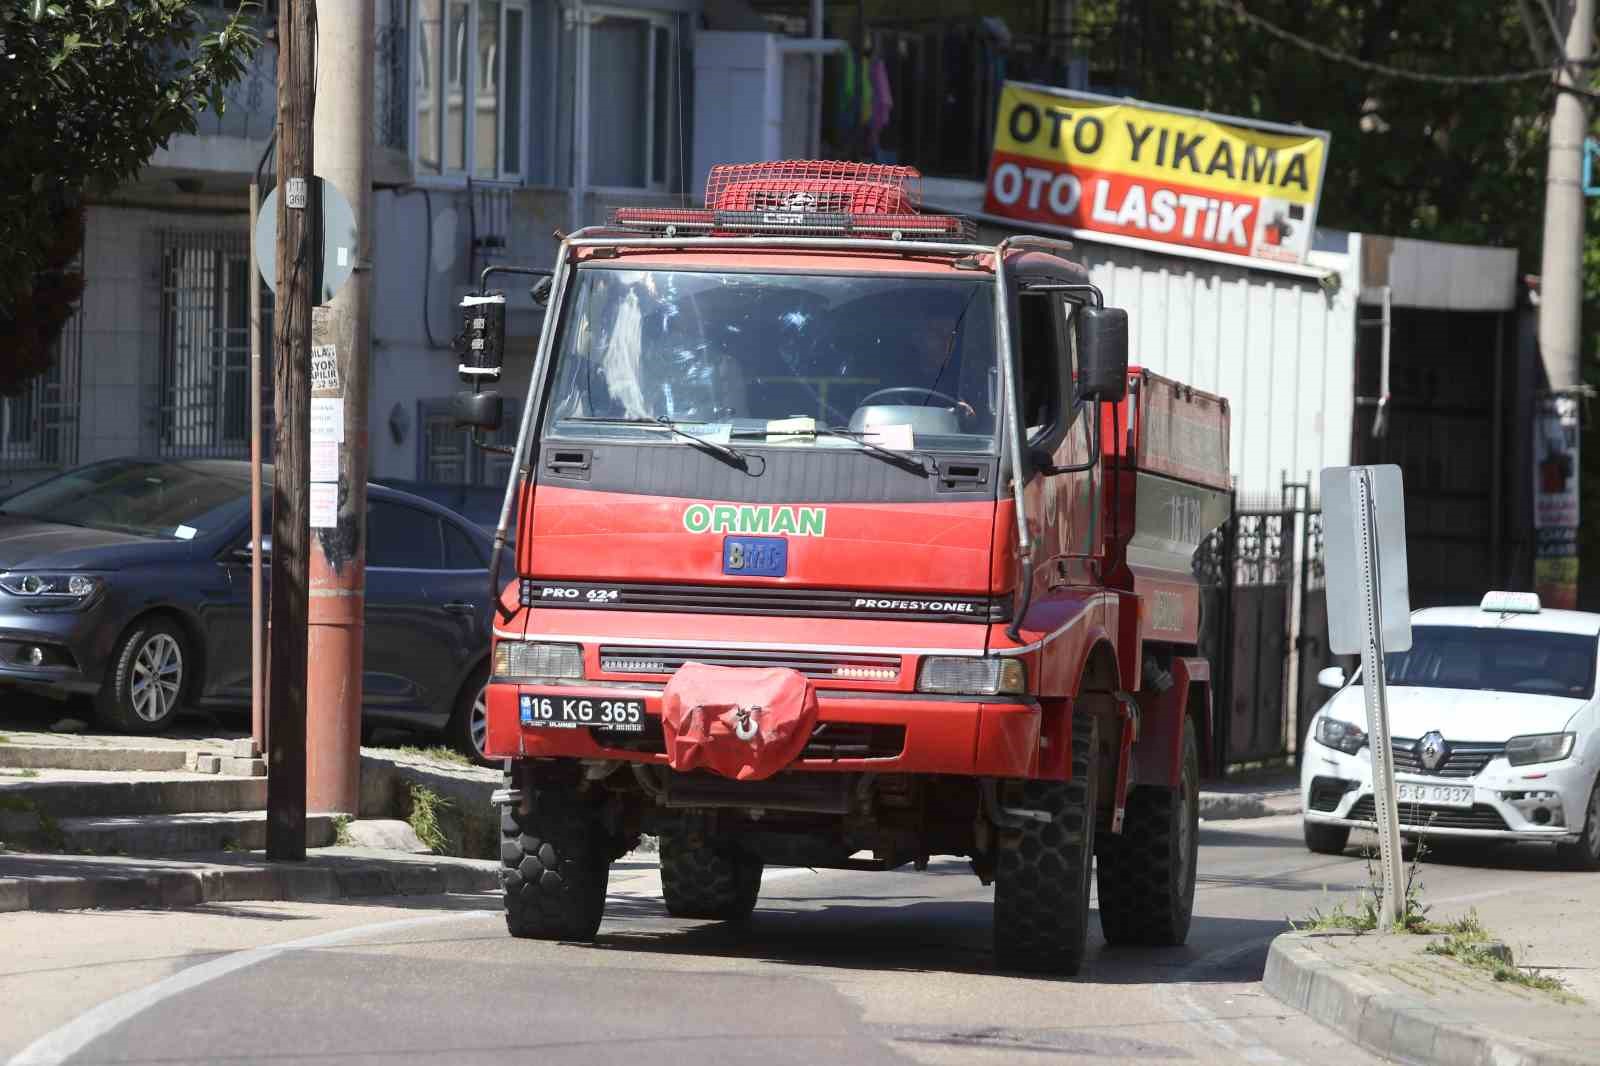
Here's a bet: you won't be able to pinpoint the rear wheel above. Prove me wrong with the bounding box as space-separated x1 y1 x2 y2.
96 617 189 733
1557 777 1600 872
993 711 1098 975
659 834 763 920
1097 716 1199 946
446 665 491 766
501 781 610 940
1303 820 1352 856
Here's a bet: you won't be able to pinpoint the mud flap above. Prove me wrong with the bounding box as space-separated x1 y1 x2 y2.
661 663 819 781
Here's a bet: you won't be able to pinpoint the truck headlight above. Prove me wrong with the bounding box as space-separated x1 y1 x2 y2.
917 656 1027 696
1505 732 1575 766
1313 715 1367 755
493 641 584 680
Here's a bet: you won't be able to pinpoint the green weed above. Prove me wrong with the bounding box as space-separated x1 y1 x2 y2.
331 814 354 846
392 745 471 767
407 784 452 854
1426 933 1576 1000
0 768 40 778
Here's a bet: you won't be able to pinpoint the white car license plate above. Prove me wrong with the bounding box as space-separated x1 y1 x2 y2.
1394 780 1473 809
519 695 646 732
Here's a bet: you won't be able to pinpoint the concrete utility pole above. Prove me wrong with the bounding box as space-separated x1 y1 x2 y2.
267 0 316 861
1534 0 1594 609
305 0 373 816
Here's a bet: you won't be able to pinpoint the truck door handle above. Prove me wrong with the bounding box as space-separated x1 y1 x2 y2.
443 601 477 615
546 448 591 480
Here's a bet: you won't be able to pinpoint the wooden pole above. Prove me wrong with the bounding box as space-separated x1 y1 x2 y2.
267 0 316 861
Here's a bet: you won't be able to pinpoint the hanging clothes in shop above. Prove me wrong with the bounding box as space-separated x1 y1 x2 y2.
867 53 894 158
832 48 860 149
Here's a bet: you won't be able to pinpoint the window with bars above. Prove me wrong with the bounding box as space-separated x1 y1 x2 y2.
158 230 273 459
418 397 517 487
0 309 81 473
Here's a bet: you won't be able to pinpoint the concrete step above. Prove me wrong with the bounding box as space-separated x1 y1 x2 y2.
0 771 267 818
0 744 192 773
42 812 337 855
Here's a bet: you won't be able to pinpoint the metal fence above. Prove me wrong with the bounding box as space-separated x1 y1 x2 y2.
0 308 82 478
157 230 273 459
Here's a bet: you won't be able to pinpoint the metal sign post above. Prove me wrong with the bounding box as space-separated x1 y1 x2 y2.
1322 465 1412 930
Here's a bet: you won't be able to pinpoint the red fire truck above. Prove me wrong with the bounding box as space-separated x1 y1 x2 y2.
455 162 1231 975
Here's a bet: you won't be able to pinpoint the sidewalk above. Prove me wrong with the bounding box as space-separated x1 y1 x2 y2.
1266 863 1600 1065
0 846 500 914
1199 770 1301 820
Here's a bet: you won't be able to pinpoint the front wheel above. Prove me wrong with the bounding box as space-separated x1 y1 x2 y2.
993 710 1098 975
97 617 189 733
1557 777 1600 872
1303 820 1352 856
1096 716 1200 947
501 781 611 940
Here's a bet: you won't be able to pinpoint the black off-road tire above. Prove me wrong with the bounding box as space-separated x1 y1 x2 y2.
96 616 190 734
659 834 763 920
1557 777 1600 872
1303 820 1352 856
501 785 610 940
1096 716 1200 947
993 711 1098 976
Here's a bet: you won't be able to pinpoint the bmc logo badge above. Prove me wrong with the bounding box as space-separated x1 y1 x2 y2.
682 503 826 537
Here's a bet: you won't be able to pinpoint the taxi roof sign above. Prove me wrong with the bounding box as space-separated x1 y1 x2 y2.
1481 591 1541 614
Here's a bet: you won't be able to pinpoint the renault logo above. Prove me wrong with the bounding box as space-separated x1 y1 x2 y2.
1418 731 1449 773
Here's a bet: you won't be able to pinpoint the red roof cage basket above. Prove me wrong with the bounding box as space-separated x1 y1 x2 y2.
610 160 976 242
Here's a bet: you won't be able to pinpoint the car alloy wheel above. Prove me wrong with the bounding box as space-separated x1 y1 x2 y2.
470 684 489 759
130 633 183 724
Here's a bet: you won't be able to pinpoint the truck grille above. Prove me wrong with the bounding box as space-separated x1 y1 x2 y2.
522 580 1007 623
1346 796 1509 832
1390 739 1504 778
597 644 901 683
589 719 905 761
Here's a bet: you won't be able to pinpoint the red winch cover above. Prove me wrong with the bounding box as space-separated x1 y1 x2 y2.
660 663 819 781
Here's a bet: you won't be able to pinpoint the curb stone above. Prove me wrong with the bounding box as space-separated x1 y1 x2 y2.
1263 932 1596 1066
0 857 500 914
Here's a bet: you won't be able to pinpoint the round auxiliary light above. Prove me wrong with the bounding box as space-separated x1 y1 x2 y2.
17 575 44 595
67 575 94 597
27 646 44 666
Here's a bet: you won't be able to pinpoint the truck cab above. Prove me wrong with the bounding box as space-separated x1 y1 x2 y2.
459 162 1230 975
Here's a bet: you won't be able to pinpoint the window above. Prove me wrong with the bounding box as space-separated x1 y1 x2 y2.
415 0 527 180
579 8 681 191
367 499 445 569
1385 626 1598 699
158 231 273 459
1016 293 1065 439
419 398 518 486
443 520 487 569
0 306 79 473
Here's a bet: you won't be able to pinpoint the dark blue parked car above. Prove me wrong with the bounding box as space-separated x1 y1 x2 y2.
0 458 499 761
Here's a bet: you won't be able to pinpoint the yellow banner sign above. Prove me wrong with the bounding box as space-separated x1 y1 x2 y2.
984 84 1331 263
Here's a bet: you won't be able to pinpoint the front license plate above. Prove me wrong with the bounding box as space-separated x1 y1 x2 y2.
520 695 646 733
722 535 787 577
1395 780 1474 808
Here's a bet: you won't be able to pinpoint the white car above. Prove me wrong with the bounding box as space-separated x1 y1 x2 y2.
1301 592 1600 870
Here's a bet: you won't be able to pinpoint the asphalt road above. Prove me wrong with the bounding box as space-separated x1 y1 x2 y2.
0 813 1433 1066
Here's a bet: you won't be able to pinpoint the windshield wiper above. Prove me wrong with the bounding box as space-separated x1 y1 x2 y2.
734 426 930 476
563 416 750 472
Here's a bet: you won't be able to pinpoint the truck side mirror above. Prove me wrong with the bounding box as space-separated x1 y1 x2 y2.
1317 666 1347 690
1077 306 1129 402
453 389 504 432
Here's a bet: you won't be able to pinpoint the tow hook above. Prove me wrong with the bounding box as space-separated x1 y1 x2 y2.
733 705 761 741
979 778 1052 828
489 788 523 807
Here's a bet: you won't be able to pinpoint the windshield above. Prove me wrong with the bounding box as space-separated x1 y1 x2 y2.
545 267 999 453
0 459 247 538
1383 625 1598 699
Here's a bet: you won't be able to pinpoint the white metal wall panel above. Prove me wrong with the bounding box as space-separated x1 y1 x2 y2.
1072 240 1358 499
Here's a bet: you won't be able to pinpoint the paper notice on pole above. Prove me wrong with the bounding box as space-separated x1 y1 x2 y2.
310 440 339 483
310 345 340 391
310 396 344 442
309 482 338 528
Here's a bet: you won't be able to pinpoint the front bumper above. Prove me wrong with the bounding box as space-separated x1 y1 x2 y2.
483 680 1044 777
1301 742 1592 843
0 607 104 696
